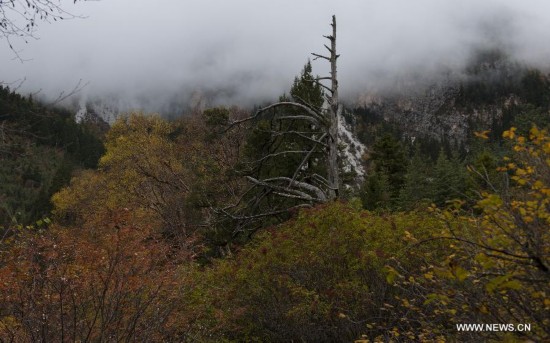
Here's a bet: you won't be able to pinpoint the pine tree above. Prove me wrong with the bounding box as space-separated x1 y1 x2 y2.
399 146 434 208
369 134 408 205
361 172 390 210
223 16 342 234
290 60 324 108
243 61 325 181
432 149 466 206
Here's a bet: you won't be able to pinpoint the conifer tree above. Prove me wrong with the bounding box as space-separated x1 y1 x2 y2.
432 149 466 206
399 146 434 208
361 172 390 210
369 134 408 206
221 16 341 234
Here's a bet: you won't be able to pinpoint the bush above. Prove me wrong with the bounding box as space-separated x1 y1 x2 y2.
0 211 190 342
390 126 550 342
187 202 447 342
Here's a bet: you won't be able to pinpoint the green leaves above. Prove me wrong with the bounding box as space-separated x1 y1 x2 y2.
452 266 469 282
395 125 550 341
189 203 449 341
384 266 399 284
485 275 522 293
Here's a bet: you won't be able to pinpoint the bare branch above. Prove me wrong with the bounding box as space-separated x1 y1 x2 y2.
218 15 342 234
0 76 26 91
290 147 317 182
261 176 328 202
272 191 318 202
245 176 327 203
243 150 319 165
221 204 311 223
304 77 333 93
1 0 89 59
246 179 314 201
227 101 324 130
269 130 328 148
276 115 321 124
311 53 330 61
291 94 324 112
265 101 325 121
311 173 338 190
49 79 89 105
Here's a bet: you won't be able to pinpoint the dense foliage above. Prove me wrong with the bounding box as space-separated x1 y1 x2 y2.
385 126 550 342
0 86 104 227
184 202 448 341
0 211 187 342
1 63 549 341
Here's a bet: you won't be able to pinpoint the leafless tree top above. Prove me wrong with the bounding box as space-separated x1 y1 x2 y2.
1 0 87 60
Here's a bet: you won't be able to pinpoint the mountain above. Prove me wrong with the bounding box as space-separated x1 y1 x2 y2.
349 50 550 151
0 86 106 227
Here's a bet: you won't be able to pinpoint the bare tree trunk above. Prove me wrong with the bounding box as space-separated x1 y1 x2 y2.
313 15 339 199
221 16 342 233
326 15 339 199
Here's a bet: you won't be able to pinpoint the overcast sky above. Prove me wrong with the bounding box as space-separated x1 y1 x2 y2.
2 0 550 112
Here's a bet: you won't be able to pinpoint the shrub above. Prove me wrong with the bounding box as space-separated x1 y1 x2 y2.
187 202 447 342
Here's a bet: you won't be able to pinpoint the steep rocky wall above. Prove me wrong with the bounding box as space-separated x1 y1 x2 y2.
355 85 519 146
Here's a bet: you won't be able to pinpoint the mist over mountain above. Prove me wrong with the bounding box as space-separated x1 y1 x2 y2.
2 0 550 115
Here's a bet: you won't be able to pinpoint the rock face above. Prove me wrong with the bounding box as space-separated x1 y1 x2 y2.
324 50 550 190
355 81 509 147
75 100 119 125
352 51 540 147
74 103 111 137
339 107 367 186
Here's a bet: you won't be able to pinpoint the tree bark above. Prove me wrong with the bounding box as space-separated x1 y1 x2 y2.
325 15 340 199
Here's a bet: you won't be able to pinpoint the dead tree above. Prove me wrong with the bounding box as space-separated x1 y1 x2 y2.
314 14 340 199
220 16 341 234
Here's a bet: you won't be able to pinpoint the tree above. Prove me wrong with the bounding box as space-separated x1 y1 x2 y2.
521 69 550 109
52 113 197 241
367 134 408 207
242 61 325 183
51 110 248 256
361 172 390 211
387 126 550 341
185 202 448 342
0 211 189 342
222 16 341 233
1 0 88 59
0 86 104 228
432 149 466 206
399 146 434 208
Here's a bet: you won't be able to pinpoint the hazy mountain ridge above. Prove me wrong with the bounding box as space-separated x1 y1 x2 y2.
352 51 550 147
71 48 550 156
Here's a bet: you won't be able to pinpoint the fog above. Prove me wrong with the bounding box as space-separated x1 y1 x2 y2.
2 0 550 114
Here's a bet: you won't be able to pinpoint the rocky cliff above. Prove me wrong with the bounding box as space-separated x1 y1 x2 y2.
350 51 550 148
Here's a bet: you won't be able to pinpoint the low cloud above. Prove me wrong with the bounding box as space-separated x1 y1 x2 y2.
2 0 550 113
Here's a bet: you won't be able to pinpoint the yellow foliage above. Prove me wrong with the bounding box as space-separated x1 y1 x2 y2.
50 112 243 238
474 130 490 139
388 126 550 342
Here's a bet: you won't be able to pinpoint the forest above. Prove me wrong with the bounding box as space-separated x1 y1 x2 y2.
1 12 550 343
